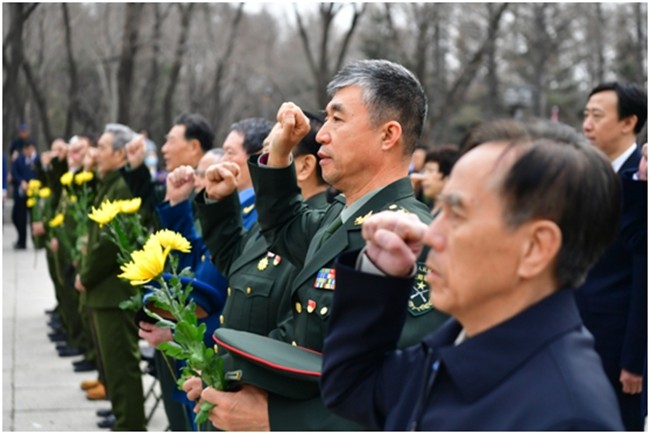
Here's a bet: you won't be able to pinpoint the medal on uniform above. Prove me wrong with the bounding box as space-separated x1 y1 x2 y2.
307 299 316 313
257 257 269 271
314 268 336 290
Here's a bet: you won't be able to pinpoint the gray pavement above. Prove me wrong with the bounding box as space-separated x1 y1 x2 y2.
2 202 168 431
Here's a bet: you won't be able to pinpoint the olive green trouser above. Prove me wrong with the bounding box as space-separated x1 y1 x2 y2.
93 306 146 431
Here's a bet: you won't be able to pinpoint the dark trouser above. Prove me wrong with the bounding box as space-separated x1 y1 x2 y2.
12 194 27 247
93 307 146 431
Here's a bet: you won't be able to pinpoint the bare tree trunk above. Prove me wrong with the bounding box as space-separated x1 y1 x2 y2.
484 3 501 117
210 2 244 135
117 3 144 125
143 3 171 134
3 4 29 148
594 4 605 84
21 60 53 145
295 3 366 108
634 3 646 83
162 3 195 130
62 3 79 138
430 3 508 140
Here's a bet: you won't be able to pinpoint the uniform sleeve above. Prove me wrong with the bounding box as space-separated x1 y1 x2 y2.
195 191 249 277
248 155 327 268
320 250 417 430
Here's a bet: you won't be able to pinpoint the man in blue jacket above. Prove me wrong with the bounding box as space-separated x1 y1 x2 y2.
321 119 625 430
577 81 647 431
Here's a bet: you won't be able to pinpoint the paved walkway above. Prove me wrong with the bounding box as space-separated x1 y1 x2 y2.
2 201 167 431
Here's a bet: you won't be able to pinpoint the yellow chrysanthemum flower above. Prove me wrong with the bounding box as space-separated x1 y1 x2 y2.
118 240 167 285
60 172 74 186
28 179 42 190
74 171 94 185
38 187 52 199
88 200 120 227
49 213 64 228
116 197 142 214
26 198 37 208
70 195 78 203
151 229 191 253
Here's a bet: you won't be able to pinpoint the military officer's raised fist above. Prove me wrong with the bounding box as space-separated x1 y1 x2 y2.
165 165 195 206
126 134 146 169
204 162 240 201
267 102 311 167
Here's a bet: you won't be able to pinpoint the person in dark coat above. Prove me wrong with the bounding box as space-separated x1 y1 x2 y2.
320 119 625 430
11 140 39 249
577 81 647 431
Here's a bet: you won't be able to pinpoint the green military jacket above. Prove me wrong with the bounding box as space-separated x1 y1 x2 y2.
249 158 449 352
196 190 328 339
80 169 138 309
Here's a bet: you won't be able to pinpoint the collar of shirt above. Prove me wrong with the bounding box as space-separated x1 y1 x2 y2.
612 143 637 173
238 187 255 206
339 185 383 223
422 289 582 403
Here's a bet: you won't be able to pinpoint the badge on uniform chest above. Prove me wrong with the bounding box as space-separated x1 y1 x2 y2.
314 267 336 290
257 252 282 271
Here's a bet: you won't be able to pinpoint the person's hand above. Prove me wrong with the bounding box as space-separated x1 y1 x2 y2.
49 237 59 253
620 369 643 394
74 274 87 292
409 172 426 192
267 102 311 167
126 134 146 169
204 162 240 201
361 211 428 277
165 165 195 206
20 180 28 192
31 221 46 237
637 143 647 181
40 151 53 168
138 322 173 347
200 385 270 431
182 376 204 402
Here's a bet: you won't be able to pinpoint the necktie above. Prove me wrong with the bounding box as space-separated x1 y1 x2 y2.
319 216 343 247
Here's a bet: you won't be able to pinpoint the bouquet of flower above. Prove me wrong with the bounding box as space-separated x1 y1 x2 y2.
118 230 225 425
60 170 96 265
88 196 149 310
26 180 55 252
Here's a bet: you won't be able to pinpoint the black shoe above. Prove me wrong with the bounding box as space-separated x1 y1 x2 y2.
73 360 97 372
48 331 68 342
97 415 116 429
72 358 92 367
13 242 26 250
96 408 113 418
58 346 83 357
44 307 57 315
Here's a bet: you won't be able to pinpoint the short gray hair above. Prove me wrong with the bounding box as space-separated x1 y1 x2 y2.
104 123 136 150
326 59 427 155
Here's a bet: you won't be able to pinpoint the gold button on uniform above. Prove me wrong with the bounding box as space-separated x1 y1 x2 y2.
320 307 328 316
291 341 297 346
219 315 224 324
295 302 302 313
246 287 252 295
227 287 231 296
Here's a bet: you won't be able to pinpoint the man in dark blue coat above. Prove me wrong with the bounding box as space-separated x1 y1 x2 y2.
577 81 647 431
321 119 625 430
11 140 39 249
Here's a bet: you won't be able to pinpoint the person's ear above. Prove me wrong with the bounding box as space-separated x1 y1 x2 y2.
517 220 561 280
380 121 402 152
621 115 638 135
295 155 317 182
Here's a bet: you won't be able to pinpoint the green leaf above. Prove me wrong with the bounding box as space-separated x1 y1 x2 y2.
195 401 215 426
157 341 189 360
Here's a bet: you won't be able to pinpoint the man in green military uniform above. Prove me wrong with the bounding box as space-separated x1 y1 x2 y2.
75 124 146 431
195 113 328 338
197 60 448 430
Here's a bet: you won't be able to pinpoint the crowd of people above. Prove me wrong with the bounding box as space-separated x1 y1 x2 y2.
4 58 647 431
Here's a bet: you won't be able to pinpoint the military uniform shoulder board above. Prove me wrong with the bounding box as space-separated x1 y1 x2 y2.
407 263 433 316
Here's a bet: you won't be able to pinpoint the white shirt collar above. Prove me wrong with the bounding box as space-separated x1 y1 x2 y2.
611 143 637 173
